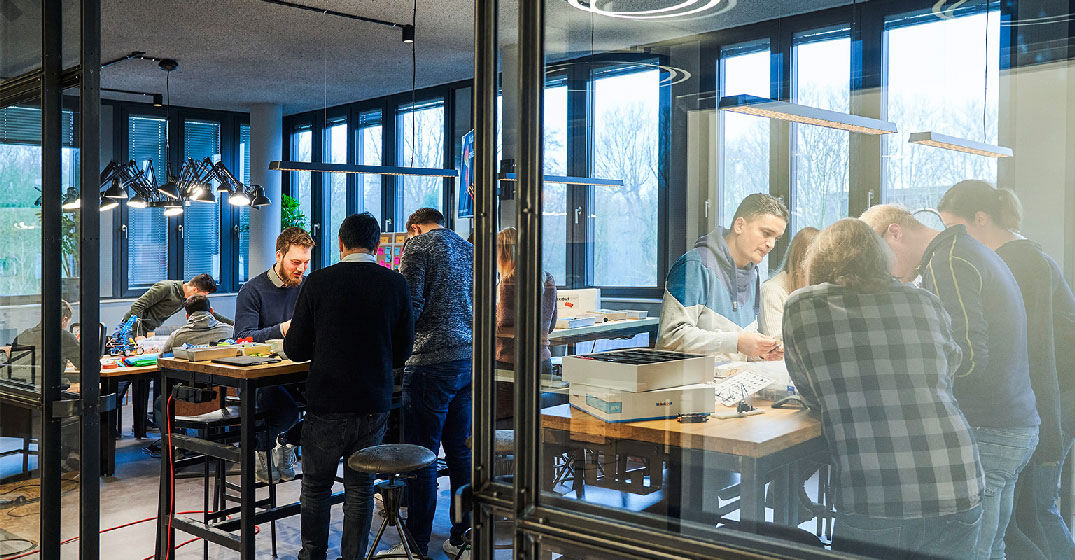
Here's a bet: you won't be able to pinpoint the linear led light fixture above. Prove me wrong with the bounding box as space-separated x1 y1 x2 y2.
497 173 624 187
907 131 1013 158
718 94 898 135
269 161 459 178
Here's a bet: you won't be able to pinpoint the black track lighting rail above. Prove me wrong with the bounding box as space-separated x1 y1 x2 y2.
257 0 413 34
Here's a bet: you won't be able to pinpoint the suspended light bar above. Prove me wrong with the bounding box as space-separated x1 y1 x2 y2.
907 131 1013 158
497 173 624 187
269 160 459 178
718 94 898 135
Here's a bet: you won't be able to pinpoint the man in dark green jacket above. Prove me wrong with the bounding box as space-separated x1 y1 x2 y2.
122 273 232 334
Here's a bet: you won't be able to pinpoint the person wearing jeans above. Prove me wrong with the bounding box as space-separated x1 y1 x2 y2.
783 219 985 560
402 359 472 552
862 205 1041 560
300 412 388 560
285 213 414 560
385 207 473 559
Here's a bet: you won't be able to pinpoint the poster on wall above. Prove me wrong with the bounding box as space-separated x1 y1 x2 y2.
458 129 475 218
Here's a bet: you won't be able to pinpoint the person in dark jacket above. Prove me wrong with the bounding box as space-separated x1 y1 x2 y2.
9 299 81 385
122 273 231 334
233 227 311 482
939 180 1075 560
285 212 413 560
382 207 472 559
862 203 1040 560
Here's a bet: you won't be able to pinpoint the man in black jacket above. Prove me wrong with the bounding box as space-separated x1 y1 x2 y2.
862 204 1039 560
285 212 414 560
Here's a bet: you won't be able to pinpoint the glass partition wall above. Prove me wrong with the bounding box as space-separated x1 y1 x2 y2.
0 0 102 558
475 0 1075 559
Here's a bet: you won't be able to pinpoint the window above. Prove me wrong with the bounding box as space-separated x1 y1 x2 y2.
127 115 169 290
356 109 383 224
396 99 445 225
720 41 771 226
884 8 1000 210
792 28 850 231
290 124 313 230
325 117 348 264
543 84 568 285
237 123 251 283
592 68 660 287
0 107 77 297
183 120 222 280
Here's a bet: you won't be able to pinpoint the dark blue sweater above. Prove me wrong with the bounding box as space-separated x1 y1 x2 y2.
918 225 1039 429
233 269 303 342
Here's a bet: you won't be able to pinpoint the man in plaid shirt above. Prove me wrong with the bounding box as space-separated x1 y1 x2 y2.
783 219 983 560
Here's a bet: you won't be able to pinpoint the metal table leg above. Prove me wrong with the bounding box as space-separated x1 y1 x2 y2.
239 379 257 559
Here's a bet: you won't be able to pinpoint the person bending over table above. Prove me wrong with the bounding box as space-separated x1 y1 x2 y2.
232 227 311 483
757 226 818 339
939 180 1075 560
862 204 1039 560
123 273 232 335
657 193 786 361
783 218 984 560
284 212 414 560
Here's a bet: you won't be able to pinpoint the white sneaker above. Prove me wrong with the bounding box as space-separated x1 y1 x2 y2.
372 542 415 558
254 451 279 484
273 443 297 481
442 538 471 560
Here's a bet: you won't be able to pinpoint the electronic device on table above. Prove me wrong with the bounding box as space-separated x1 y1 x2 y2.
105 315 143 357
562 349 714 392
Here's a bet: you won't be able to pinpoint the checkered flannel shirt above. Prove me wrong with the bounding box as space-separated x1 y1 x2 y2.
782 281 984 518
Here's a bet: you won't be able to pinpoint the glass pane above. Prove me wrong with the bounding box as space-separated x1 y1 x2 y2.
127 115 169 289
720 43 771 225
397 100 445 224
357 110 383 224
326 120 348 264
592 68 660 287
183 120 222 280
237 124 251 283
793 31 850 232
290 126 312 231
883 10 1000 209
543 84 567 286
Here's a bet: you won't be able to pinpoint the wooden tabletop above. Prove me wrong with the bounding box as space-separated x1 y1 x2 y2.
541 403 821 458
157 357 309 379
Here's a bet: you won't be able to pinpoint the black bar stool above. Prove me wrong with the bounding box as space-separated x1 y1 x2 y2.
348 444 437 560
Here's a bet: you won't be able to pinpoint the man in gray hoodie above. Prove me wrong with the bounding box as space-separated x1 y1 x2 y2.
159 295 233 354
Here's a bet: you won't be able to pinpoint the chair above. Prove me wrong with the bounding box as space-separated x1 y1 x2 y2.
69 321 107 356
348 444 437 560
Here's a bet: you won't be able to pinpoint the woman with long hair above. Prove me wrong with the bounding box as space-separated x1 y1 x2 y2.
758 226 819 338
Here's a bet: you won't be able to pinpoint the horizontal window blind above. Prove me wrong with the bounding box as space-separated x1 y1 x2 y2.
238 124 251 283
183 120 222 280
0 106 74 146
127 115 169 289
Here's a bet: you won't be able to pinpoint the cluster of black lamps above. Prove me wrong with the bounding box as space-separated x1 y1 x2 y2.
61 159 270 214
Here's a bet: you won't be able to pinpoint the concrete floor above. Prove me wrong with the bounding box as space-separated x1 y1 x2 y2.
0 400 467 560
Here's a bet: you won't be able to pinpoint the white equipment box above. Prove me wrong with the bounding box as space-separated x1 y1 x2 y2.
562 349 714 392
557 288 600 318
569 382 715 422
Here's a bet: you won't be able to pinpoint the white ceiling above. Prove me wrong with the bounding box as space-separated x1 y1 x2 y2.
0 0 851 114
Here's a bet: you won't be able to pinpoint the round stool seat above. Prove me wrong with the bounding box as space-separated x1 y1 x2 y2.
494 430 514 454
347 444 436 474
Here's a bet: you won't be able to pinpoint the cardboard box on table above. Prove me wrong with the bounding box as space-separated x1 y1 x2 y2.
557 288 600 318
569 382 715 422
562 349 714 392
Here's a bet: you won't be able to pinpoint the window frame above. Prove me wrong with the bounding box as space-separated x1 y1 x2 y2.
112 100 248 298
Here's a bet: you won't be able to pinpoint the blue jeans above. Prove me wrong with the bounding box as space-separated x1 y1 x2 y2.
974 425 1039 560
299 411 388 560
1005 440 1075 560
834 506 983 560
403 360 472 554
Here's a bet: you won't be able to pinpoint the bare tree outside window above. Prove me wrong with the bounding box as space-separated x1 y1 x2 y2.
720 47 771 228
399 101 445 221
884 11 1000 210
